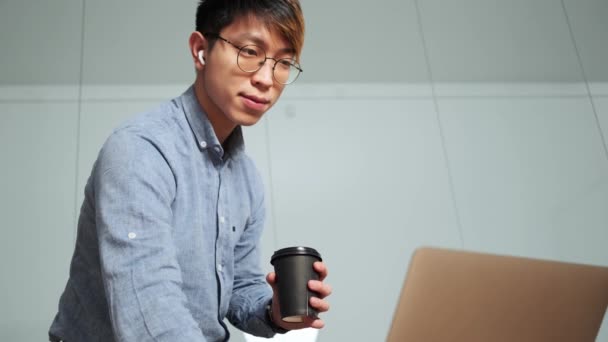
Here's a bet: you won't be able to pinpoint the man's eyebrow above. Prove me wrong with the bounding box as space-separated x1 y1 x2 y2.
235 33 296 54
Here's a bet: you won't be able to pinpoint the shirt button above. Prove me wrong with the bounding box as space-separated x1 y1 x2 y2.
219 216 225 224
217 264 223 272
128 232 137 239
199 140 207 149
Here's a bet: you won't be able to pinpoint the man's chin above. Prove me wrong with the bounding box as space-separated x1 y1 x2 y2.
235 113 264 127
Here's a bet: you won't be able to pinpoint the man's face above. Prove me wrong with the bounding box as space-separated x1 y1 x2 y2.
200 16 294 128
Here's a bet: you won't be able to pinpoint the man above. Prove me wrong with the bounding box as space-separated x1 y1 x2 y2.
48 0 331 340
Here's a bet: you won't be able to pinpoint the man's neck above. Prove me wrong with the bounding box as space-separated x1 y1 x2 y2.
193 79 236 145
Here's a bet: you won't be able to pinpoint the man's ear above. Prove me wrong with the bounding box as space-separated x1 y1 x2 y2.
189 31 207 70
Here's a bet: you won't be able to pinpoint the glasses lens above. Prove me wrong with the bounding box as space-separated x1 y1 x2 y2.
236 44 301 85
237 45 265 72
273 59 301 84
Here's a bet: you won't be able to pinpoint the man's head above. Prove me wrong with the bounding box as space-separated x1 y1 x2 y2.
189 0 305 141
195 0 305 62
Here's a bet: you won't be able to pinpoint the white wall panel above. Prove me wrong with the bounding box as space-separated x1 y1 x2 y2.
267 98 462 341
299 0 429 82
594 97 608 342
417 0 582 81
595 97 608 152
82 1 195 84
593 96 608 341
439 97 608 265
0 103 78 340
0 0 83 85
563 0 608 82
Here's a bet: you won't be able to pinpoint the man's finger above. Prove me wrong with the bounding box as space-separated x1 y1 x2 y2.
313 262 328 280
308 280 332 298
266 272 277 288
310 297 330 312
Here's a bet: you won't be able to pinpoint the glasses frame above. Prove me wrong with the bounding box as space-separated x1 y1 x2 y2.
203 32 303 85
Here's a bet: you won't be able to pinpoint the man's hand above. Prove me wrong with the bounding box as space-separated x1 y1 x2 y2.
266 261 332 330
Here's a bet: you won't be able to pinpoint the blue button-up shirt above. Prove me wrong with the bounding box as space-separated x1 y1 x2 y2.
49 86 277 341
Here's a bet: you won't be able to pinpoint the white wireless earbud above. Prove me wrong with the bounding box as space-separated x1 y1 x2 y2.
198 50 205 65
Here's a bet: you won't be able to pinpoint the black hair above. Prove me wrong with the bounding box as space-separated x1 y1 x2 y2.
195 0 305 57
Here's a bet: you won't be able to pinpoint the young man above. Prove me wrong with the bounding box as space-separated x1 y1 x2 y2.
48 0 331 341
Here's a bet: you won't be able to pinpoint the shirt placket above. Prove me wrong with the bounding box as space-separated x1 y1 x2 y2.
215 161 230 316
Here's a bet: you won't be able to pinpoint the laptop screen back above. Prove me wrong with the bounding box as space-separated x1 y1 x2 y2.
387 247 608 342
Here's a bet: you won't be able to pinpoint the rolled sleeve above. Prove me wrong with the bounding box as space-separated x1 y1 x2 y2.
94 129 207 342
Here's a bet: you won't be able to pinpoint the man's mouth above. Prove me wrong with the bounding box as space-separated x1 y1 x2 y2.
240 93 271 112
240 94 270 104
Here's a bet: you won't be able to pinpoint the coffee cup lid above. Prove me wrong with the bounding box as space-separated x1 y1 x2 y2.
271 246 322 264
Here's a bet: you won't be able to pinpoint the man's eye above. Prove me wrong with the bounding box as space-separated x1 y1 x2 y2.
241 47 260 57
277 60 293 69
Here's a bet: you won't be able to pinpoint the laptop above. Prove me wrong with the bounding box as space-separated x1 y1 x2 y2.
387 247 608 342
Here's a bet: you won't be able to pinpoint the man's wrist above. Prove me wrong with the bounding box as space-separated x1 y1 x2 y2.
266 299 289 334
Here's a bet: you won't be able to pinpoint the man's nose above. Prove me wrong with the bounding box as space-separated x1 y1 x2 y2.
251 59 274 87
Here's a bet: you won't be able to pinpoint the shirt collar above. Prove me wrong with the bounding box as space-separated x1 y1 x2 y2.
181 85 245 162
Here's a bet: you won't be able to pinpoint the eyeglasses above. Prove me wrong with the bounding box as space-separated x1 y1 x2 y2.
203 32 303 85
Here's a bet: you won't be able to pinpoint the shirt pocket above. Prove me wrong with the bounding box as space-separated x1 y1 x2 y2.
227 209 250 249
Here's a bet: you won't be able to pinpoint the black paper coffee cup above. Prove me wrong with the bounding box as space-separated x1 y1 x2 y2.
271 246 323 323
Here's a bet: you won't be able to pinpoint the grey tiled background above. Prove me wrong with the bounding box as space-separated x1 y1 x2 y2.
1 0 607 341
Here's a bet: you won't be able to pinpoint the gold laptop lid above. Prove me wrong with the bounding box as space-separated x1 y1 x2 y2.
387 247 608 342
